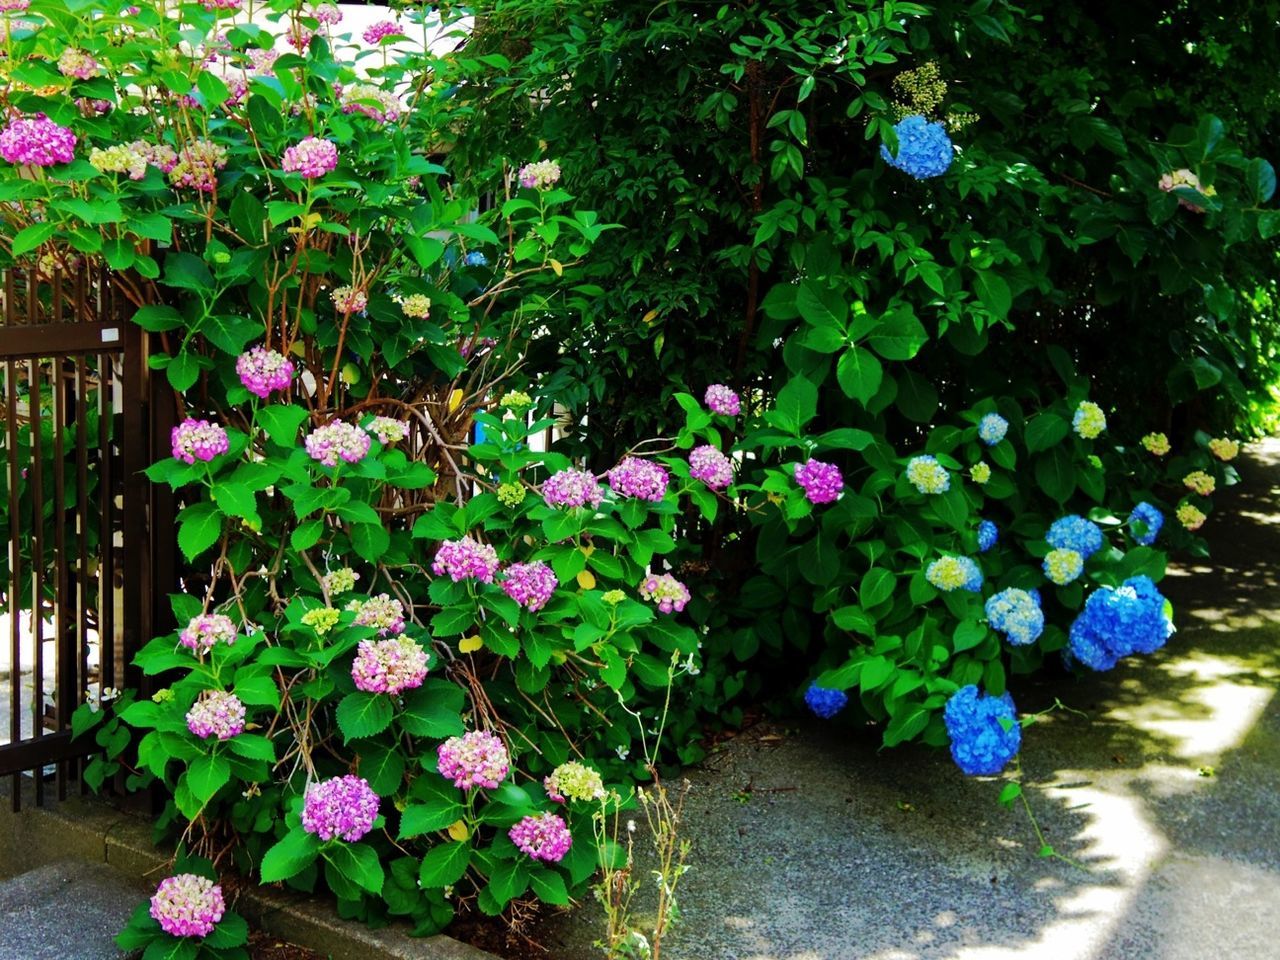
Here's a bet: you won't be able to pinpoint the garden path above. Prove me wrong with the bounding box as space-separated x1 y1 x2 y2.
541 437 1280 960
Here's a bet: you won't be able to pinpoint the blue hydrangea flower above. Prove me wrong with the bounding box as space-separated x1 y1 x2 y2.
943 685 1021 776
464 251 488 267
926 555 984 592
977 520 998 553
1046 515 1104 559
804 683 848 719
985 588 1044 647
1043 547 1084 585
1068 575 1175 671
880 115 953 180
977 413 1008 446
1128 502 1163 546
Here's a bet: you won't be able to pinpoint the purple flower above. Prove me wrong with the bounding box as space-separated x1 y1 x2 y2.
235 345 294 398
150 874 225 939
351 636 428 695
794 459 843 504
500 561 558 611
517 159 561 190
281 136 338 178
310 2 341 24
437 730 510 790
0 115 77 167
608 456 669 501
509 813 572 863
542 468 603 509
171 418 230 463
185 690 246 740
362 19 400 43
432 537 500 583
305 421 371 467
179 614 237 653
639 573 690 614
301 775 379 842
689 445 733 490
704 384 740 416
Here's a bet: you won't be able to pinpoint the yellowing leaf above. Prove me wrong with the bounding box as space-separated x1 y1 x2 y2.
549 258 563 277
288 341 305 357
576 570 597 590
447 819 469 841
341 362 360 385
448 389 463 413
641 308 659 324
458 635 483 654
579 544 595 557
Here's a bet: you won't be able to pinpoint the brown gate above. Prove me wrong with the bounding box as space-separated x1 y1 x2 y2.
0 263 170 809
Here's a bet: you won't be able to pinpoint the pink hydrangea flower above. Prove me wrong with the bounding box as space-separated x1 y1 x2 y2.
76 98 112 117
704 383 740 416
130 140 178 173
301 775 379 842
248 48 278 75
179 613 238 653
542 468 603 509
310 2 341 24
235 345 294 398
639 573 690 614
171 418 229 463
201 0 242 10
363 19 401 43
57 48 100 80
168 140 227 193
331 285 367 314
0 0 31 10
795 459 843 504
351 636 427 695
500 561 558 611
150 874 225 939
517 159 561 190
305 421 371 467
346 593 406 636
366 416 408 445
608 456 669 501
281 136 337 178
509 813 572 863
186 690 246 740
432 537 500 583
689 444 733 490
336 82 402 124
437 730 510 790
0 115 77 167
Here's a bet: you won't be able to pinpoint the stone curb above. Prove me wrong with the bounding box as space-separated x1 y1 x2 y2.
0 787 497 960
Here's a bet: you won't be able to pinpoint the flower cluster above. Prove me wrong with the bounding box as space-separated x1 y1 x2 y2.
331 285 368 314
281 136 338 178
302 775 379 842
347 594 406 635
1043 548 1084 585
608 457 669 501
977 520 998 553
509 813 572 863
544 761 606 803
1072 401 1106 439
1158 168 1216 212
794 459 842 503
351 636 428 695
395 293 432 318
322 567 358 595
463 251 489 267
1141 432 1171 456
179 614 237 653
977 412 1008 445
1046 515 1104 559
880 114 953 179
906 455 950 494
362 19 400 43
497 483 525 507
301 607 340 635
1183 471 1215 496
690 445 734 490
639 573 691 613
150 874 226 939
432 537 500 583
235 346 294 398
804 683 848 719
500 561 558 611
0 115 77 167
338 82 402 123
89 143 148 179
926 556 983 592
969 462 991 485
132 140 177 173
518 159 562 190
171 418 229 463
169 140 227 192
437 731 510 790
1068 576 1174 671
985 588 1044 647
366 416 408 446
305 420 371 466
310 2 341 24
1208 438 1239 461
185 690 246 740
543 468 603 509
57 48 100 80
1177 502 1206 531
704 384 741 416
499 390 533 410
943 685 1021 776
1128 502 1163 546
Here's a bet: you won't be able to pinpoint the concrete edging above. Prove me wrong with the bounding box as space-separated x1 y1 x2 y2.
0 788 497 960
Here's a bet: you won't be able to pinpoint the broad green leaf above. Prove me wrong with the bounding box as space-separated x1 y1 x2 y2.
260 829 321 883
335 691 394 742
418 840 471 889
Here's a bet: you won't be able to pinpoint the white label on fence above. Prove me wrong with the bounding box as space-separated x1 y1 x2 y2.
101 327 120 343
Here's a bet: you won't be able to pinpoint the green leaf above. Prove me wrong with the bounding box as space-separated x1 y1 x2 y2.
418 840 471 889
201 315 258 355
359 740 406 795
795 281 848 331
161 251 212 291
836 347 883 404
228 734 275 762
177 502 223 560
399 799 465 839
868 309 927 361
291 519 325 551
529 868 569 905
973 270 1012 318
131 305 184 333
772 376 818 434
953 619 987 653
998 782 1023 806
212 481 258 522
859 654 894 692
324 842 384 895
258 404 309 446
336 691 394 742
1248 158 1276 204
12 222 58 257
203 911 248 949
167 350 202 392
196 69 229 108
1024 414 1068 453
1035 446 1075 503
859 568 895 608
187 753 230 804
233 673 280 708
399 681 466 739
350 522 391 563
260 829 321 883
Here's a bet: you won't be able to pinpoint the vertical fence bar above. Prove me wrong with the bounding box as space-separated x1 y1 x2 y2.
30 357 45 806
73 356 89 795
52 345 69 801
6 361 21 811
